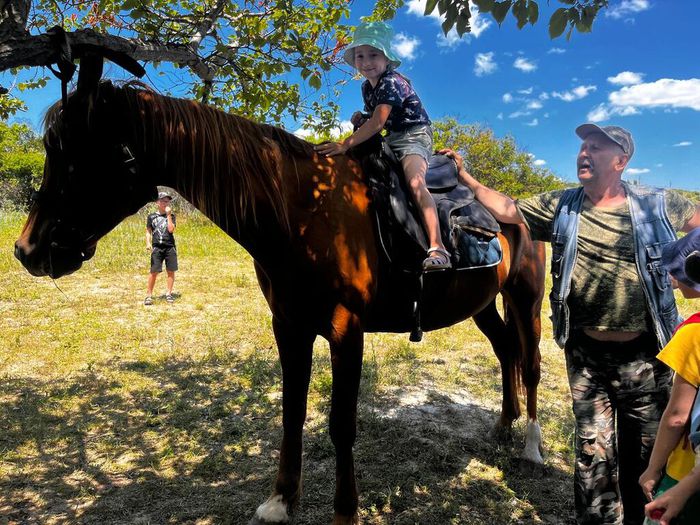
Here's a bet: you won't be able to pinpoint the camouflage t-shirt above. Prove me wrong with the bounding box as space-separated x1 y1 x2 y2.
516 189 696 332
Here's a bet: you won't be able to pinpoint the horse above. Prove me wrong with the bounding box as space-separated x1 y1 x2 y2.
14 57 546 525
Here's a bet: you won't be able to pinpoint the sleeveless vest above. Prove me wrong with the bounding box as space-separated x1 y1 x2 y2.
550 181 680 348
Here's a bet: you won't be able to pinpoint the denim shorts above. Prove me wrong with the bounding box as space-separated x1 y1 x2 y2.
385 124 433 164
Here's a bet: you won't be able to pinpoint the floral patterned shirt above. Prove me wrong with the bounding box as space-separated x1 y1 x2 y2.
361 70 431 132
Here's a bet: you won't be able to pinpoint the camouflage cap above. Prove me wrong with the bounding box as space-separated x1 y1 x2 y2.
157 191 173 201
575 123 635 159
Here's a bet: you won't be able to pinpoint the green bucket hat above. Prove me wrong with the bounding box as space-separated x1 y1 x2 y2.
343 21 401 69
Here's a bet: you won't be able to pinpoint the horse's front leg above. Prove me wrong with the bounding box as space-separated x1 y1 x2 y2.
328 304 364 525
250 318 315 525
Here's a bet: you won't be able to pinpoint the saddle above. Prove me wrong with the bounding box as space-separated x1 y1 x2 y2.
357 136 502 274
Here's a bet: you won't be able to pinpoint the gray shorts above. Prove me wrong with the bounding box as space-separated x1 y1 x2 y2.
385 124 433 164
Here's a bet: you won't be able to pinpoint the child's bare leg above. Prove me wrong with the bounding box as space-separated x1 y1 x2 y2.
147 272 158 296
402 154 445 252
166 271 175 295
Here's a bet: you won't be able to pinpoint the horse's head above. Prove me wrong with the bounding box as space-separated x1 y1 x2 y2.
14 56 157 278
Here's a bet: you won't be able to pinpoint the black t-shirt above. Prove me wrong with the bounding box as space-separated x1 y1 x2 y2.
147 212 176 247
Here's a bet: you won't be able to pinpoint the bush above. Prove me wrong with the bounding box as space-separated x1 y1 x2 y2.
0 121 44 210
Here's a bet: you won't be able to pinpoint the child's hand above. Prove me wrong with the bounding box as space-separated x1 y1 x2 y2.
639 467 663 501
147 244 152 252
314 142 348 157
165 206 172 215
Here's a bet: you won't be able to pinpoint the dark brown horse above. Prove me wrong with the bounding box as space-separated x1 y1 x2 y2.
14 59 545 525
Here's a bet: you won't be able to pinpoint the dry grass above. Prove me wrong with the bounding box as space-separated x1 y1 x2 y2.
1 209 696 525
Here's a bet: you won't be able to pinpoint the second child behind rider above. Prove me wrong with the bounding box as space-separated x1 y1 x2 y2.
314 21 451 271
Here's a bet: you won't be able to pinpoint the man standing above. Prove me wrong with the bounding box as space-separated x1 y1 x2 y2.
442 124 700 525
145 191 178 305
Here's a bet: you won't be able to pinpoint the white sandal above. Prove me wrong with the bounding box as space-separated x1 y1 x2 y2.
423 247 452 272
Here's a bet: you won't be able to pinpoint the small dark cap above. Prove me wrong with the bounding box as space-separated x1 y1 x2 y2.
157 191 173 201
576 123 635 159
662 228 700 292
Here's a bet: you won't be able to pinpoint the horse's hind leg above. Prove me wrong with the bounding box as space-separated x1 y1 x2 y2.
473 300 521 436
250 318 315 525
502 270 544 465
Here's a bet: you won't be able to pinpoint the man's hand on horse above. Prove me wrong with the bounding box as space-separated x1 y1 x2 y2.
315 141 348 157
438 148 465 171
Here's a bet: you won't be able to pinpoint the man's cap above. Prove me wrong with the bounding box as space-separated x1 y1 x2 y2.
575 123 635 159
661 228 700 292
343 21 401 69
157 191 173 201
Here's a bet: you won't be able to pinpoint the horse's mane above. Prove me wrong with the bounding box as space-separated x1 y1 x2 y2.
45 80 318 234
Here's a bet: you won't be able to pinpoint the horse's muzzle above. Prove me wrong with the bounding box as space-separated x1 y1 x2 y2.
14 239 92 278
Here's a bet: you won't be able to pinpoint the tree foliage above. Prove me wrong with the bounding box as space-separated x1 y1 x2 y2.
425 0 607 40
0 1 610 127
433 118 566 197
0 121 44 210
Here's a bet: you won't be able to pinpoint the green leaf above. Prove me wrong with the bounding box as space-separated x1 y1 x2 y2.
512 0 528 29
456 12 471 36
309 74 321 90
437 0 449 16
472 0 495 12
549 8 568 38
442 5 459 34
491 1 512 25
424 0 439 15
527 1 539 25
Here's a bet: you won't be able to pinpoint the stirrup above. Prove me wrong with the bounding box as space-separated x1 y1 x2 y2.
423 247 451 272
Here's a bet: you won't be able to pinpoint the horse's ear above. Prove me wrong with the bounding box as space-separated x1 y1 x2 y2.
75 53 104 100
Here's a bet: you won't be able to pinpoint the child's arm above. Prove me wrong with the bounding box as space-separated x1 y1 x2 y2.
315 104 392 157
166 208 175 233
639 374 697 501
146 227 153 251
645 462 700 525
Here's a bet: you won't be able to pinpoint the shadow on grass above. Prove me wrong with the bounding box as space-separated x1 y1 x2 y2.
0 354 573 525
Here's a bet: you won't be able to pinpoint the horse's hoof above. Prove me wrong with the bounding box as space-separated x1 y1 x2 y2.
516 457 546 478
488 422 513 443
249 495 290 524
331 513 360 525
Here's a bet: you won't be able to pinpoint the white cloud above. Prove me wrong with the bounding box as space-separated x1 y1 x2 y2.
533 159 547 166
626 168 651 175
606 0 651 19
551 85 597 102
407 0 491 49
607 71 645 86
514 57 537 73
527 100 543 110
673 141 693 147
586 103 640 122
548 48 566 54
502 93 514 103
393 33 420 61
496 112 503 120
518 87 533 95
474 52 497 76
608 79 700 110
509 110 531 119
524 118 539 127
294 120 353 139
539 92 550 100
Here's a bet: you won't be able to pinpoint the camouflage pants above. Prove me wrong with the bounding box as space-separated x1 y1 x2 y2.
565 331 672 525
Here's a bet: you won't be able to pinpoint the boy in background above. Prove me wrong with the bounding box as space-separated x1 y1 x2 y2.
145 191 177 305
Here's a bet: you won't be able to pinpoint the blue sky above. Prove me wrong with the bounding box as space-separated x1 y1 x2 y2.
321 0 699 191
4 0 699 190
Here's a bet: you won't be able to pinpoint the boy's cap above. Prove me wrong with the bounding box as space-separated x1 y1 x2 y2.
575 123 635 159
157 191 173 201
343 21 401 69
662 228 700 292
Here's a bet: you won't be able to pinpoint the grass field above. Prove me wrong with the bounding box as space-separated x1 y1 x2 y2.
1 208 696 525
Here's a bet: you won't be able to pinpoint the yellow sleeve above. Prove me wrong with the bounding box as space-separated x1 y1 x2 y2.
657 323 700 387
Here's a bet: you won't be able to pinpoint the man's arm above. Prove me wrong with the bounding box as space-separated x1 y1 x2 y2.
440 149 524 225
